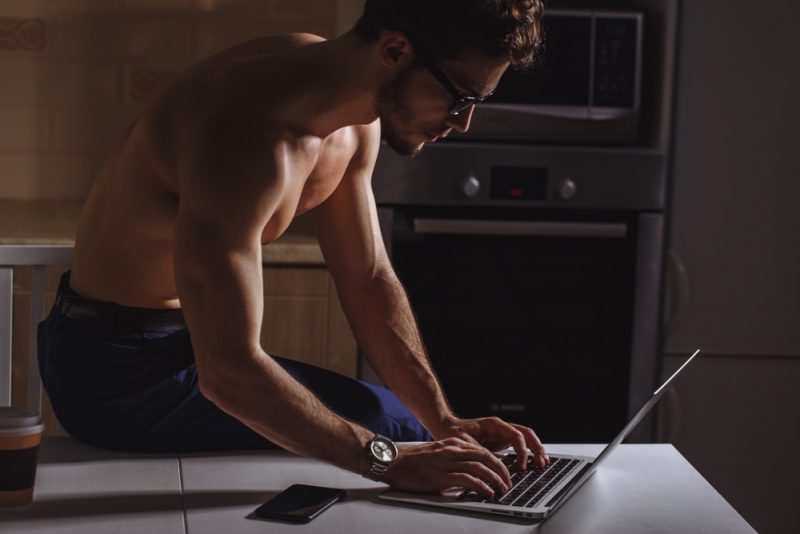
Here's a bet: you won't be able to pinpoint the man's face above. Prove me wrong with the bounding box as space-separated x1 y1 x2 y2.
376 49 510 157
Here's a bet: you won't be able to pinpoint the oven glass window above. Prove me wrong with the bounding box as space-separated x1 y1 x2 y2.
391 213 636 442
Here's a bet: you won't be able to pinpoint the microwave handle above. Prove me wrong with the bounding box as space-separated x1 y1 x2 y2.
413 218 627 239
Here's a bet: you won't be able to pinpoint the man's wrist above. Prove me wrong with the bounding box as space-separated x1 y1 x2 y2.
363 434 399 481
426 412 460 440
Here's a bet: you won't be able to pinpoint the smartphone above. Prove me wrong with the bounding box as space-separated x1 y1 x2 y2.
251 484 345 523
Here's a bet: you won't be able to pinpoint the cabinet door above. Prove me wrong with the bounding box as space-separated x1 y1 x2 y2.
666 0 800 355
261 266 357 377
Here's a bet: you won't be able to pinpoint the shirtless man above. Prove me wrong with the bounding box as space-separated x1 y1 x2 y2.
38 0 547 497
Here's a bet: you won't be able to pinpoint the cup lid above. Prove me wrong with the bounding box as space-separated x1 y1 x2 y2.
0 407 42 429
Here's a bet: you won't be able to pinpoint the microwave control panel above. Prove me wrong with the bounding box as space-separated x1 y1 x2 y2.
594 16 639 107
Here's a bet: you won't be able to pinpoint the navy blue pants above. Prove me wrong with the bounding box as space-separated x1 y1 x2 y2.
37 272 430 452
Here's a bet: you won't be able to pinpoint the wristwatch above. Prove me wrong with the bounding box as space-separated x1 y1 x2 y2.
364 434 398 481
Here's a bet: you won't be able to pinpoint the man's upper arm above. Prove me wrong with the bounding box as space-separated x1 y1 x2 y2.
171 105 286 377
313 122 391 288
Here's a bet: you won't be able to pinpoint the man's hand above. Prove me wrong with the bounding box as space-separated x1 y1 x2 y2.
382 438 513 499
433 415 550 471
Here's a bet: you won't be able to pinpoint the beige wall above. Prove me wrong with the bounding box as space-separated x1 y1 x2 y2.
0 0 339 201
335 0 362 35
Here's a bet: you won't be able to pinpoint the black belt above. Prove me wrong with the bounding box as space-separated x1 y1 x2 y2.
57 272 186 334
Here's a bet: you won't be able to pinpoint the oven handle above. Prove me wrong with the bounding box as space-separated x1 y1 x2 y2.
413 218 627 238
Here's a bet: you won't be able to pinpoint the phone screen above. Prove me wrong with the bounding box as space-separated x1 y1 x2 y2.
252 484 345 523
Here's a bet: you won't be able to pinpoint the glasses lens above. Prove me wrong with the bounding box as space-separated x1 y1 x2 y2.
449 98 476 116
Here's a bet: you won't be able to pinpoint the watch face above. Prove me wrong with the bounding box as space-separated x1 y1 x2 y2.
371 439 396 462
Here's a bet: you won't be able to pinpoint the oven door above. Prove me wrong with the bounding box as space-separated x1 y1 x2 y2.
368 207 661 442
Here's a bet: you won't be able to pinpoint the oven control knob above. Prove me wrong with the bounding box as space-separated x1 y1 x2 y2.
558 178 577 200
462 175 481 198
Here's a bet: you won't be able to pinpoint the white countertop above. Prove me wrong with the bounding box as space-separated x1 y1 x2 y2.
0 438 755 534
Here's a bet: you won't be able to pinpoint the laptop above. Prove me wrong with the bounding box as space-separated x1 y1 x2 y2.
379 349 701 519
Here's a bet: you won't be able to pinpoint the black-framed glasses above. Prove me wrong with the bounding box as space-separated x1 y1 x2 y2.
406 35 494 117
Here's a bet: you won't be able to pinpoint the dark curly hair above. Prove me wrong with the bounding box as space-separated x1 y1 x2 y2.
354 0 544 70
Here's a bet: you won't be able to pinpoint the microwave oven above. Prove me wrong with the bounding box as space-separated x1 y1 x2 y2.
454 9 644 145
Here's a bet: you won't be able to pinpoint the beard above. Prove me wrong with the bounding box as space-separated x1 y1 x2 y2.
375 64 425 158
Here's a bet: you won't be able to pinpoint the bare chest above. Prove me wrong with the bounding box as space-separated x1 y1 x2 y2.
260 129 356 243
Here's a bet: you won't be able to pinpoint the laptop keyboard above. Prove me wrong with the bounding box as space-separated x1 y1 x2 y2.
460 455 581 508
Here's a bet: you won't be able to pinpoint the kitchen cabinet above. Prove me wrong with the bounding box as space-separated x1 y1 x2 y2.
261 265 357 377
662 1 800 533
665 0 800 356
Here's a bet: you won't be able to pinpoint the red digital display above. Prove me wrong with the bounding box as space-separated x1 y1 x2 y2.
490 167 549 201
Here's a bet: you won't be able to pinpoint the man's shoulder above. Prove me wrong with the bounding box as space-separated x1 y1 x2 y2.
270 32 327 47
351 120 382 160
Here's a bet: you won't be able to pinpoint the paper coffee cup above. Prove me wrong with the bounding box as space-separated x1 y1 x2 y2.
0 407 44 507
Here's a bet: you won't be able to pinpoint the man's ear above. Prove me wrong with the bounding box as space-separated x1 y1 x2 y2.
377 31 415 70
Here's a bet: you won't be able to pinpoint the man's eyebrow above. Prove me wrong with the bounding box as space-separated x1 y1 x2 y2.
455 80 491 98
461 77 496 98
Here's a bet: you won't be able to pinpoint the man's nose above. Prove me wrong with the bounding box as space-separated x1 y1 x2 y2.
446 105 475 134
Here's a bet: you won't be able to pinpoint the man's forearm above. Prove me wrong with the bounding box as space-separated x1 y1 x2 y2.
200 348 375 474
336 269 456 437
174 233 377 475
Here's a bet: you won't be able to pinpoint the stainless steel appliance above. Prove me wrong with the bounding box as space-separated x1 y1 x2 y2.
365 143 666 442
454 9 644 145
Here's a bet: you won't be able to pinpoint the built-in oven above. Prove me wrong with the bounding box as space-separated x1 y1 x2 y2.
364 143 666 442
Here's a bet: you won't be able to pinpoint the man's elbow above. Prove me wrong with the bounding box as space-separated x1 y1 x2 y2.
194 349 257 406
344 263 397 296
197 364 230 406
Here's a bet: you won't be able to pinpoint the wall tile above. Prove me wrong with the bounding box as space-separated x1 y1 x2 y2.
124 0 266 19
126 66 180 106
0 0 336 201
195 20 271 59
261 16 335 39
0 154 46 198
267 0 335 21
55 15 193 63
0 17 47 52
52 109 135 154
195 16 335 59
0 153 99 200
0 0 124 14
40 155 100 200
0 61 120 106
0 107 49 151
